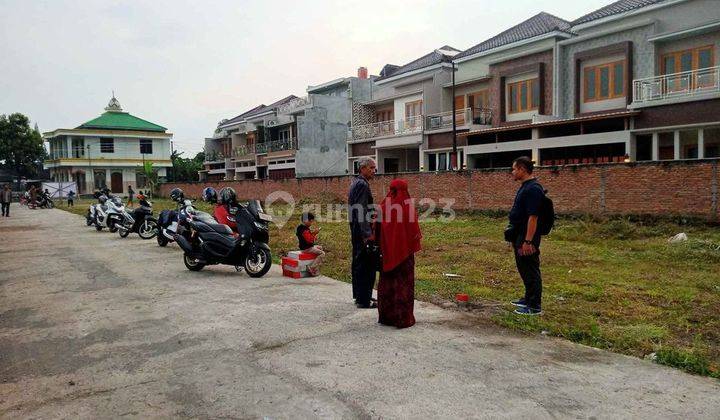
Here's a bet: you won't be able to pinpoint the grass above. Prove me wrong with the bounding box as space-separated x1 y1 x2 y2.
59 197 720 378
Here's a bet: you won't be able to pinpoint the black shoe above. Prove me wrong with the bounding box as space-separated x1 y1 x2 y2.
356 302 377 309
511 298 527 308
514 307 542 316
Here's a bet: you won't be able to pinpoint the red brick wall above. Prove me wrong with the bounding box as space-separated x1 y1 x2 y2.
163 161 720 219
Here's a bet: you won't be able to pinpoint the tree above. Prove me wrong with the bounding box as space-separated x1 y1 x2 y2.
138 161 159 196
0 113 46 182
168 150 205 182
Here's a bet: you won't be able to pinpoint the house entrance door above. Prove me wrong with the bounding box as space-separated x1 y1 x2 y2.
111 172 123 193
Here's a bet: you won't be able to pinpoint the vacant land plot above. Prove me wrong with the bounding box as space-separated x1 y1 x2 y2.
62 198 720 377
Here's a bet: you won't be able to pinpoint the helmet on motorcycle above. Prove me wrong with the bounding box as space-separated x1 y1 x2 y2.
202 187 217 204
219 187 237 205
169 188 184 203
98 194 108 204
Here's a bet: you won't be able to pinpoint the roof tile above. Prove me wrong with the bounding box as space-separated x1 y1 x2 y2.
572 0 667 25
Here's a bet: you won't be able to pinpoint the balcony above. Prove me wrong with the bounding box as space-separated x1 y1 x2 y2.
424 108 492 131
277 96 312 114
255 138 297 154
232 144 256 158
351 115 424 141
632 65 720 107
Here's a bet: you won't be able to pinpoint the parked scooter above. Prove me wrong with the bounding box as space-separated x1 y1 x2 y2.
117 194 158 239
36 191 55 209
174 193 273 277
157 188 214 247
93 195 124 232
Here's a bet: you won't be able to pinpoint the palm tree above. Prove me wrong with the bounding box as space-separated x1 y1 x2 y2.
138 161 158 197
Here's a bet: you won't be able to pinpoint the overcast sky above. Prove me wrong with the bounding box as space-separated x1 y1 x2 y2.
1 0 611 155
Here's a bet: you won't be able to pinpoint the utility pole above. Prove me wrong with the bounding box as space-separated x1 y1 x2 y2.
87 144 93 193
451 60 457 171
170 140 175 182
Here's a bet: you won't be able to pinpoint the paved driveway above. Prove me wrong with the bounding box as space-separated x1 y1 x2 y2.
1 205 719 418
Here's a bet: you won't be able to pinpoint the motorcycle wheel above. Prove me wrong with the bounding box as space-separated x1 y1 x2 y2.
184 254 205 271
95 224 103 231
86 211 93 226
244 247 272 278
108 221 118 233
157 233 168 247
139 220 158 240
47 201 55 209
118 226 130 238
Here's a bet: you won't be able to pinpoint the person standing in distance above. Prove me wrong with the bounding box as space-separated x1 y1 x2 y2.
348 157 378 308
509 156 545 315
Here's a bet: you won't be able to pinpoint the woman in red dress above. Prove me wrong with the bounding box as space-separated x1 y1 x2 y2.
377 179 422 328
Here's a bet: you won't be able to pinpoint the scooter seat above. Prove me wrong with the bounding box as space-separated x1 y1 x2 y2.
208 223 233 235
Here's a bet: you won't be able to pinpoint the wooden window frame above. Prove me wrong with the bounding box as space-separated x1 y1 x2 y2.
661 45 715 75
583 60 626 103
375 108 393 123
467 90 489 110
507 78 539 114
404 100 423 119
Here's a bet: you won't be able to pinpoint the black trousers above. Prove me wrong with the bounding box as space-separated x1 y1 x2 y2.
514 249 542 310
351 230 376 305
1 202 9 216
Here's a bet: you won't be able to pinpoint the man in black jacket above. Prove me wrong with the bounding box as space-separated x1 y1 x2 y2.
348 157 377 308
508 156 545 316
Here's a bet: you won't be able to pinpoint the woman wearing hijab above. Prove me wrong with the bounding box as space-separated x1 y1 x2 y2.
378 179 422 329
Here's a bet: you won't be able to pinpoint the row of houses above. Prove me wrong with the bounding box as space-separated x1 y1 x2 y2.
203 0 720 181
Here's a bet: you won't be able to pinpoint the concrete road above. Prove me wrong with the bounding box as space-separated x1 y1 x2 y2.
1 205 719 419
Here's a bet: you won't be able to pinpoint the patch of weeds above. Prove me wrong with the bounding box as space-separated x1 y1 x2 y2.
654 347 718 377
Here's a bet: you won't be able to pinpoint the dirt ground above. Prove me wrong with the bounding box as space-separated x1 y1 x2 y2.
1 205 719 419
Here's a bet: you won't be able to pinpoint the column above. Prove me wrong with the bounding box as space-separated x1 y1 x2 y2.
652 133 659 161
627 135 637 161
66 136 72 158
698 129 705 159
84 171 93 194
674 131 681 160
531 147 540 164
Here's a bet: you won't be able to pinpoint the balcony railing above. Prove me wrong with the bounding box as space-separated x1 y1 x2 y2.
633 65 720 104
255 138 297 154
277 96 312 114
351 115 424 141
232 144 256 158
424 108 492 131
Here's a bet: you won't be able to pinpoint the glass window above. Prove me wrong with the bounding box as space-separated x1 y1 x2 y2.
520 82 528 110
140 139 153 154
100 138 114 153
599 67 610 97
699 48 713 69
531 80 540 108
680 52 693 72
438 153 447 171
509 84 517 113
613 63 624 96
585 68 596 100
664 56 676 74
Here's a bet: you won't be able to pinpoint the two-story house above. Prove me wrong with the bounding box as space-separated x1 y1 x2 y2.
200 95 299 181
280 68 373 177
43 96 173 194
454 0 720 168
349 47 460 174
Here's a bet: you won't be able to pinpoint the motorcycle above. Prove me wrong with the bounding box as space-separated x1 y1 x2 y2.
117 200 158 239
93 196 124 232
36 193 55 209
174 199 273 277
87 194 106 227
156 199 214 247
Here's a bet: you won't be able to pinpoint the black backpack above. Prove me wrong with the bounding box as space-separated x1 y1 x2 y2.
538 189 555 236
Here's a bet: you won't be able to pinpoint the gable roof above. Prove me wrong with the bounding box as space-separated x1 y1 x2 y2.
572 0 667 26
375 46 461 81
454 12 572 60
218 95 299 129
77 111 167 132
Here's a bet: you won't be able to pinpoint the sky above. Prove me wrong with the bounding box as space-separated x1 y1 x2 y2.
0 0 612 156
